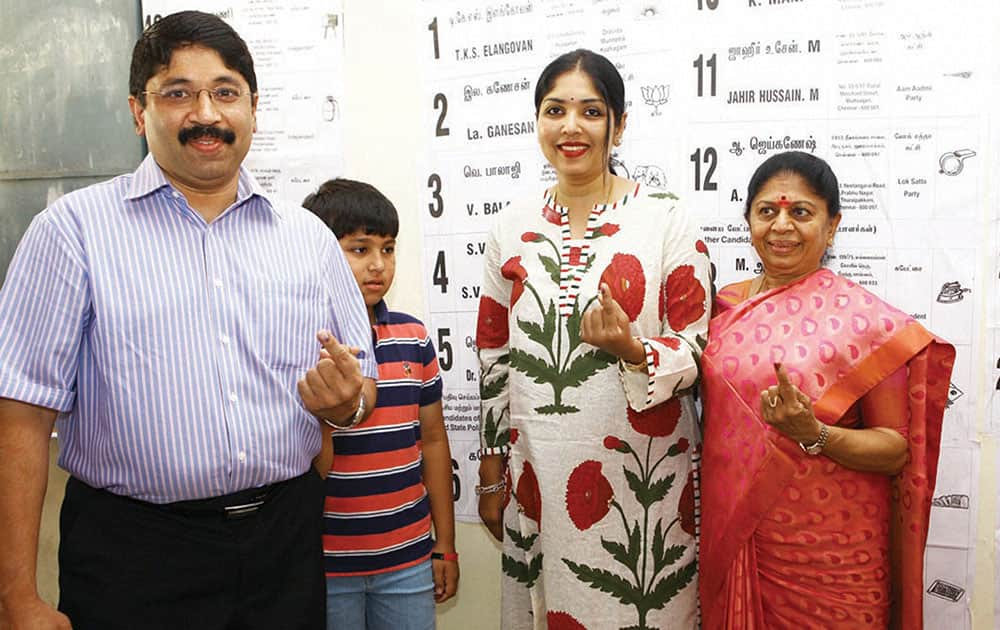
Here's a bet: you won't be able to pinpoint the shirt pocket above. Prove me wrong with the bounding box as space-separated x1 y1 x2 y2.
256 279 326 370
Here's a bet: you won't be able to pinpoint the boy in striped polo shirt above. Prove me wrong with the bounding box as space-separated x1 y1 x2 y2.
303 179 458 629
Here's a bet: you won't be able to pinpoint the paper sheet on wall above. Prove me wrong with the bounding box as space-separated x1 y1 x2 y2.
417 3 997 628
140 0 346 207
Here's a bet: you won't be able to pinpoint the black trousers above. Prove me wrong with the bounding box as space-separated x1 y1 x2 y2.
58 471 326 630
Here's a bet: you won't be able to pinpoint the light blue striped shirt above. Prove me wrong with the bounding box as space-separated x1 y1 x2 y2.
0 154 376 503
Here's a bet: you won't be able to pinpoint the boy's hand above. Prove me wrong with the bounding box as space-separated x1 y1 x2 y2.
431 544 459 603
298 330 364 426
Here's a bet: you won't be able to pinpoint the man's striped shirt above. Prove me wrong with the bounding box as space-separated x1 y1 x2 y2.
0 154 376 503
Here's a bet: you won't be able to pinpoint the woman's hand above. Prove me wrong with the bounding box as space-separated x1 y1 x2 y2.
760 363 824 445
581 284 645 364
477 455 505 542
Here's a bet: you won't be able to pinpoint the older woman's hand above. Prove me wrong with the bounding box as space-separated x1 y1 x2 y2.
760 363 825 445
581 284 646 364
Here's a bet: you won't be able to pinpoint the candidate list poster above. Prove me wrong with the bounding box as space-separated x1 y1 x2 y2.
417 1 998 626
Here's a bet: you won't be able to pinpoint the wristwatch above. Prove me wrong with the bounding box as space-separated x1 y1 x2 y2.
799 423 829 455
321 393 366 429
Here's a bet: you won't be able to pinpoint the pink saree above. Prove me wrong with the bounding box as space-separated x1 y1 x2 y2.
699 269 954 629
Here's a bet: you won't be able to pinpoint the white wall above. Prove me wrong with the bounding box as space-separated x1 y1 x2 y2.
338 2 501 627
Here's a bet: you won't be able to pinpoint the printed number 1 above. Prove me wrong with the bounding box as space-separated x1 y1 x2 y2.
697 0 719 9
428 17 440 59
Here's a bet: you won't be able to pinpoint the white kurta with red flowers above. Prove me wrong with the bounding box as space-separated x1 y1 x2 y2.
477 184 712 630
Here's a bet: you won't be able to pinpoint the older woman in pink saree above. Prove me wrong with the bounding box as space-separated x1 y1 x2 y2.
699 151 954 629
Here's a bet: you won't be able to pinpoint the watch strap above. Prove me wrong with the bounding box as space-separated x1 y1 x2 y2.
799 423 829 455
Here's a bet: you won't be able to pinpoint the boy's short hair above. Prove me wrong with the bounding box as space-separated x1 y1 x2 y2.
302 178 399 239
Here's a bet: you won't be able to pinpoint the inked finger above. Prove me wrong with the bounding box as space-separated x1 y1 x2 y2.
317 329 348 357
774 363 797 400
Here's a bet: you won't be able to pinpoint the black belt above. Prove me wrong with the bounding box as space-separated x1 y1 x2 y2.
76 474 300 520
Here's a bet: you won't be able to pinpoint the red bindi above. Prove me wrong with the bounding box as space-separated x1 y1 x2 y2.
777 195 791 208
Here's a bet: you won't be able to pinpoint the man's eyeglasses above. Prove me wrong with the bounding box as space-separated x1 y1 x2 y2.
142 87 247 107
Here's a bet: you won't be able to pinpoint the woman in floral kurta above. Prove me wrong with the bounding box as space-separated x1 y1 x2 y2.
476 49 712 630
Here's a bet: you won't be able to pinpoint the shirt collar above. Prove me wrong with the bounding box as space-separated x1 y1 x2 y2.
125 153 282 219
372 299 390 325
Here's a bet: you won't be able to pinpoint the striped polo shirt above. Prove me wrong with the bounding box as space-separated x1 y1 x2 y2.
0 154 376 503
323 301 443 576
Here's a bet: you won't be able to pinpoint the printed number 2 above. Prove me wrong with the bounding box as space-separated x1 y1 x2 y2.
434 93 450 137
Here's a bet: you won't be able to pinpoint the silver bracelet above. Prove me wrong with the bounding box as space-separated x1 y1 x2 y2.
475 479 506 496
320 393 367 430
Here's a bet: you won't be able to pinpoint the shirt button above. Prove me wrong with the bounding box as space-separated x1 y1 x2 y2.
220 334 230 345
238 451 247 463
214 278 224 288
229 392 238 403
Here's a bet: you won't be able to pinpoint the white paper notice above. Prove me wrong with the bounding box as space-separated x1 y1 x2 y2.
140 0 347 208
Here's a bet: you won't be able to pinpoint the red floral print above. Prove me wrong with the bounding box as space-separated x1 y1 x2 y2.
565 460 614 531
603 436 624 451
596 223 620 237
501 256 527 307
547 611 588 630
599 253 645 322
695 239 709 255
509 428 520 444
660 264 706 332
476 296 508 349
521 231 543 243
542 203 561 226
679 469 696 536
515 461 541 525
652 336 681 351
627 398 681 437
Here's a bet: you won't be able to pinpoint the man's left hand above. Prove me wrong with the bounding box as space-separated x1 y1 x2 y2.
298 330 363 426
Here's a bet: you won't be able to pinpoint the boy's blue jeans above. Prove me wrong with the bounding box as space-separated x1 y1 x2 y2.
326 559 435 630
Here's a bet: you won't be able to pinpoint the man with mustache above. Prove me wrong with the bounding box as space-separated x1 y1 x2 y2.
0 11 376 630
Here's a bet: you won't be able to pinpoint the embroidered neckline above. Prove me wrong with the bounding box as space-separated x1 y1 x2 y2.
541 184 640 316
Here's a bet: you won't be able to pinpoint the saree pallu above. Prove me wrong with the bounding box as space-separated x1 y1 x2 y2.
699 269 954 630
